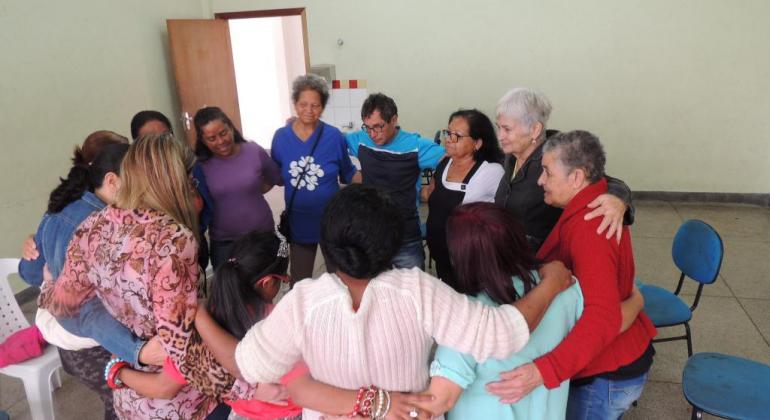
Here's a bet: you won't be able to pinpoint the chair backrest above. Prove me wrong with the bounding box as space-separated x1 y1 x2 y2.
672 220 724 285
0 258 30 342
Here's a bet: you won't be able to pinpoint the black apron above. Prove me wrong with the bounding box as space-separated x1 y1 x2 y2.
426 158 482 291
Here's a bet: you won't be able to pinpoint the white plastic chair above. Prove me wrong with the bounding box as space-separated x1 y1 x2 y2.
0 258 62 420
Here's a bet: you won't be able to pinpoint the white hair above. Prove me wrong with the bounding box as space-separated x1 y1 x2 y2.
496 87 553 138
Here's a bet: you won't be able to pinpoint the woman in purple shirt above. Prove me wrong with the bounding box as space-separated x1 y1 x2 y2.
194 107 283 269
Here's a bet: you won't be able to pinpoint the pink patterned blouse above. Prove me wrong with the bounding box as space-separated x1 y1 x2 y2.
40 206 223 419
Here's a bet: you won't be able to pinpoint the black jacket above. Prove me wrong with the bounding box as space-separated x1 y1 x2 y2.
494 132 634 252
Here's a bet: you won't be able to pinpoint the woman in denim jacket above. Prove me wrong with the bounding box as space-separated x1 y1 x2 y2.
19 132 162 420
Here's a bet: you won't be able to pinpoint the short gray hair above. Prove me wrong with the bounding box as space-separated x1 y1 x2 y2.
496 87 552 138
291 74 330 107
543 130 606 183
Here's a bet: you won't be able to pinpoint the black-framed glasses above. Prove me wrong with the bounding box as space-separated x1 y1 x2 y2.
440 129 472 143
362 123 387 134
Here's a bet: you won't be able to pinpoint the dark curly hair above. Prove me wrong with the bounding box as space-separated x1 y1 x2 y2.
47 131 128 213
320 184 403 279
130 110 173 140
193 106 246 161
360 93 398 122
448 109 504 164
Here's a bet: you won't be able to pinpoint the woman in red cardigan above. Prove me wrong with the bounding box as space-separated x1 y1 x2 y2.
487 130 656 419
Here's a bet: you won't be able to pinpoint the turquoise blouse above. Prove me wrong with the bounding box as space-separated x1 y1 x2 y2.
430 272 584 420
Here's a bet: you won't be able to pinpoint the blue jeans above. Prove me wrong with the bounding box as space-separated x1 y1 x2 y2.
567 372 648 420
58 297 145 364
391 238 425 270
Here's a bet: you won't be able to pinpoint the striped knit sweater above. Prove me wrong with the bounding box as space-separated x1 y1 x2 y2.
235 268 530 416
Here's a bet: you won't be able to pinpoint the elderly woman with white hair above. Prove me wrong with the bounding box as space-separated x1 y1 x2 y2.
486 130 656 419
493 87 634 251
271 74 359 283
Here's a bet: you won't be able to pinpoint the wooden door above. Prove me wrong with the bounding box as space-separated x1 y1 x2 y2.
167 19 241 147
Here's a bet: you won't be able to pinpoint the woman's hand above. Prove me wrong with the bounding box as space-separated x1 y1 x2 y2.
619 284 644 333
486 362 544 404
584 193 627 242
320 392 435 420
21 234 39 260
538 260 574 294
138 336 167 366
388 392 435 419
254 383 290 406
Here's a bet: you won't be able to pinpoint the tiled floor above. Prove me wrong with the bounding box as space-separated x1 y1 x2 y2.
2 199 769 419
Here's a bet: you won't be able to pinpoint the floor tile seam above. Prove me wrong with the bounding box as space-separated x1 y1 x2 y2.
715 272 737 298
736 296 770 301
735 298 770 348
5 397 28 416
0 386 25 410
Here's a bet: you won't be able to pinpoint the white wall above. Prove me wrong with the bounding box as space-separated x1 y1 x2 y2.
231 16 306 147
0 0 205 288
212 0 770 194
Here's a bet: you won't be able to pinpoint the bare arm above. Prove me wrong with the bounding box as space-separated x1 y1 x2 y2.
287 375 435 419
402 376 463 417
514 261 573 331
118 368 184 400
420 176 435 203
21 234 38 260
351 171 362 184
194 304 243 381
261 177 275 194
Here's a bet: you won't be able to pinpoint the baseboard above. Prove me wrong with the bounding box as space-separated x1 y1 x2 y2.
15 286 39 305
633 191 770 207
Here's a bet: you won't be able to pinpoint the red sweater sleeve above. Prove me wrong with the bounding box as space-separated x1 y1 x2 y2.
534 222 623 389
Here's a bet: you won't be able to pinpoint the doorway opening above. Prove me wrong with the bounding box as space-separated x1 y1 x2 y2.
217 9 309 149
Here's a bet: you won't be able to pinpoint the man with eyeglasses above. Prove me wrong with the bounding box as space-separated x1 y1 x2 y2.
346 93 445 269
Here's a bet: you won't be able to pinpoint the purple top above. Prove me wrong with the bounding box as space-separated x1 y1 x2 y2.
201 141 282 241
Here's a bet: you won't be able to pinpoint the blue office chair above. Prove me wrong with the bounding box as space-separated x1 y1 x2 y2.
639 219 723 356
683 352 770 420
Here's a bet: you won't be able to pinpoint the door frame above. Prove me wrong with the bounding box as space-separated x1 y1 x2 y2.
214 8 310 73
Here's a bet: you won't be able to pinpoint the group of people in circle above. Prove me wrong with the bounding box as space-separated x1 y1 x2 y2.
16 74 655 420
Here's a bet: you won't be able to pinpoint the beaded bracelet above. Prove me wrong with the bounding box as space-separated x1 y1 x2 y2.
348 385 377 417
104 358 129 389
372 388 391 419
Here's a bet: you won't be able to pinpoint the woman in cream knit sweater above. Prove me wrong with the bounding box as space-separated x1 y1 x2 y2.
197 184 572 419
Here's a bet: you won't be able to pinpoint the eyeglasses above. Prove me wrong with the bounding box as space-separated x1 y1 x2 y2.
440 129 472 144
362 123 387 134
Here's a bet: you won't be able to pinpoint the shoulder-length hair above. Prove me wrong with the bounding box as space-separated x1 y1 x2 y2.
447 202 539 304
448 109 504 164
116 132 199 238
193 106 246 161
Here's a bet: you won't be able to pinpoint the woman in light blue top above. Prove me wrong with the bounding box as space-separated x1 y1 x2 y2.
406 203 644 419
421 202 582 419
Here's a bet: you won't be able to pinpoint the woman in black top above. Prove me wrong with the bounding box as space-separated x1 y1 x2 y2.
493 87 634 251
422 109 504 290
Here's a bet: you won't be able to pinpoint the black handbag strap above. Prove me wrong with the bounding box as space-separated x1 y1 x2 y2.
285 123 325 214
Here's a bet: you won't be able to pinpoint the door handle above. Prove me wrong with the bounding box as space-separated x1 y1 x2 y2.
182 111 192 131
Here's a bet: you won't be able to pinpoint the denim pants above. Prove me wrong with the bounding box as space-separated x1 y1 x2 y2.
391 238 425 270
566 372 648 420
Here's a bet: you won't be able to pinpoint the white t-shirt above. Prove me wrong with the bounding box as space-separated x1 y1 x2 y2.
440 159 505 204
